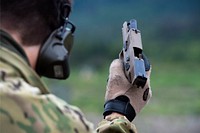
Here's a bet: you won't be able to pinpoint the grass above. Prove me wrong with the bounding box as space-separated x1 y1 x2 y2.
43 61 200 116
140 61 200 115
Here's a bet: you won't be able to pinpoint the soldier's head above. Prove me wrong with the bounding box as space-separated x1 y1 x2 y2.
0 0 76 79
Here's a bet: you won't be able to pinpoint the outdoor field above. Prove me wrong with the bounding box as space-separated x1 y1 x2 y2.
43 0 200 132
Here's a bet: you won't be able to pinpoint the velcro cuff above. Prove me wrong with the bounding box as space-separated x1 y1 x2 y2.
103 96 136 122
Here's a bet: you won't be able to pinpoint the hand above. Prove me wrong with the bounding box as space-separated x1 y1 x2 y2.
104 57 152 120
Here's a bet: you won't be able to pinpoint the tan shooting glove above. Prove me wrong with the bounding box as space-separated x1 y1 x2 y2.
104 57 152 121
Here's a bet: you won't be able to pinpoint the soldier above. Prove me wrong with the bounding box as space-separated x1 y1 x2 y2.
0 0 152 133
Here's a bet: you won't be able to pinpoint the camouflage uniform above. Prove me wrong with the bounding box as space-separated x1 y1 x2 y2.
0 30 137 133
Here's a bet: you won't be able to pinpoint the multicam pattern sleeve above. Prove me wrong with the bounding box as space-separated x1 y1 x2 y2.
0 46 137 133
97 115 137 133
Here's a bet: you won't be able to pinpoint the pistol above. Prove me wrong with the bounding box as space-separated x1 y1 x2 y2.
120 19 147 88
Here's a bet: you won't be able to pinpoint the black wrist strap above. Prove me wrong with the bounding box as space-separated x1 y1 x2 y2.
103 96 136 122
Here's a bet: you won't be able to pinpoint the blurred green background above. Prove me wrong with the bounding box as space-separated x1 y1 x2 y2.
44 0 200 132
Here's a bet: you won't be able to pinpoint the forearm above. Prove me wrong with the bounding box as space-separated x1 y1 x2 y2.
96 113 137 133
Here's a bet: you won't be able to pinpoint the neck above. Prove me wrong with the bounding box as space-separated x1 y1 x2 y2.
1 28 41 69
22 45 40 69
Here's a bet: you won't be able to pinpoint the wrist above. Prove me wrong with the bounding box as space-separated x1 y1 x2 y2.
103 95 136 122
105 112 124 120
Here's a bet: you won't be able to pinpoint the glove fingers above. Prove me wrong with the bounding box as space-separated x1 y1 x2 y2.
108 59 131 86
146 67 151 79
106 59 131 101
109 59 126 79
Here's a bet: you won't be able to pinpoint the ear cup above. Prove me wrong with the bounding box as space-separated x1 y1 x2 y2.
36 27 70 79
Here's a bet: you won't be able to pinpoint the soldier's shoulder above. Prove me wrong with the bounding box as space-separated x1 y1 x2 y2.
0 77 95 133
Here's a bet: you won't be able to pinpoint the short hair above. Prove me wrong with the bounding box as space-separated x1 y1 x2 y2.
0 0 71 45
